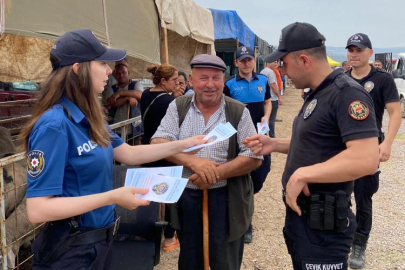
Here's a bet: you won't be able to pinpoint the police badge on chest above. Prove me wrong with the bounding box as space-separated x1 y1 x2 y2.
303 99 317 119
257 85 263 94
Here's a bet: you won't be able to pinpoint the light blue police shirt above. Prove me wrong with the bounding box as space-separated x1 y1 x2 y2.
26 96 124 228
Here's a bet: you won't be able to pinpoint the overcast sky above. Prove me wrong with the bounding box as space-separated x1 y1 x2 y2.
194 0 405 48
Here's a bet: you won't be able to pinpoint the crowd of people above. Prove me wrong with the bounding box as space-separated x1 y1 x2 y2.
22 21 401 270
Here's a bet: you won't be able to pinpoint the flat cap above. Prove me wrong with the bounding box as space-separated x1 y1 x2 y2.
190 54 226 71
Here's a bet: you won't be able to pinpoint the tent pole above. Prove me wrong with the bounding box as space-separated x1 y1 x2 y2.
160 27 169 64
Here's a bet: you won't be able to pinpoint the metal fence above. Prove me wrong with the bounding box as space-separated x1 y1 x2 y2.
0 116 141 269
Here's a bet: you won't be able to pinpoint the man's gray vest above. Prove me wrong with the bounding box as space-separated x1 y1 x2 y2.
169 95 254 242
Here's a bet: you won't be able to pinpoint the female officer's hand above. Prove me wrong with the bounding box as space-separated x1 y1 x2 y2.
110 187 150 210
179 135 207 151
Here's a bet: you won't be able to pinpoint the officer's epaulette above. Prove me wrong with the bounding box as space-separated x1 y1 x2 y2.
335 73 351 90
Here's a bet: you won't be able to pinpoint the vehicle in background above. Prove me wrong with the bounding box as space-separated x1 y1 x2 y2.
391 53 405 118
0 81 38 136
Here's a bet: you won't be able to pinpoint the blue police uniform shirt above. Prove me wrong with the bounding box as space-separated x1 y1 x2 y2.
224 73 271 125
26 96 124 228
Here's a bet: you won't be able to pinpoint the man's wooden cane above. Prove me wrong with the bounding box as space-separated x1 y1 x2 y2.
202 189 209 270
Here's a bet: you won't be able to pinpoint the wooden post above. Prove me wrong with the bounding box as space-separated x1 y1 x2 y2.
160 26 169 64
202 189 209 270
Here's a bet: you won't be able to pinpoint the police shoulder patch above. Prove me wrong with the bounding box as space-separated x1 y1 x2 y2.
348 100 369 120
27 150 45 178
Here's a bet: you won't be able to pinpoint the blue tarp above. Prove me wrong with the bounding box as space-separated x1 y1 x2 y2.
209 9 255 50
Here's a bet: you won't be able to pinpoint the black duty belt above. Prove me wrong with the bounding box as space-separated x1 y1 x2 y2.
282 189 351 232
70 216 120 246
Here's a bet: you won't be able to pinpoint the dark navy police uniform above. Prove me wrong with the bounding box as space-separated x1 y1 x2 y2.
282 70 378 270
347 66 399 237
224 73 271 193
27 96 123 269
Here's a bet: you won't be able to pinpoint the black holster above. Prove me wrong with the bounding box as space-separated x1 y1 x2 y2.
32 218 80 265
307 190 350 232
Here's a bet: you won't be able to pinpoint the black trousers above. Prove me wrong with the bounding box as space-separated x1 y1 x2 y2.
176 187 244 270
33 238 113 270
269 100 279 138
283 208 356 270
353 171 380 237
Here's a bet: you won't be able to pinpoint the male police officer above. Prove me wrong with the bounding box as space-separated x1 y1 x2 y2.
243 22 380 270
224 46 272 243
345 33 402 269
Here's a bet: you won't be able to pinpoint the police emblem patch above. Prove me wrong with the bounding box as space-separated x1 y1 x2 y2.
152 183 169 195
348 100 369 120
303 99 317 119
257 85 263 93
27 150 45 178
364 81 374 92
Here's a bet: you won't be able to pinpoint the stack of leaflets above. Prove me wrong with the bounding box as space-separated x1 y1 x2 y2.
257 119 270 135
124 166 188 203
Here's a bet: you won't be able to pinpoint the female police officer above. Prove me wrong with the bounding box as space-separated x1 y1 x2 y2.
20 29 204 270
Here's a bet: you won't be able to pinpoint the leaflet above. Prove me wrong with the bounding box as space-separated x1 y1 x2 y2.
124 166 183 186
257 119 270 135
183 122 237 152
126 171 188 203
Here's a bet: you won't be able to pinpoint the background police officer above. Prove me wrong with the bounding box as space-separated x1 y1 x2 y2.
243 22 380 270
345 33 402 269
224 46 272 243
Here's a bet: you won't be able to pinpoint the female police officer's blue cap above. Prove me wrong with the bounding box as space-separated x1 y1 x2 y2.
264 22 325 63
50 29 127 69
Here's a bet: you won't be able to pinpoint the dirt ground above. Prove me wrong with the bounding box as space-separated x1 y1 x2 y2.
156 86 405 270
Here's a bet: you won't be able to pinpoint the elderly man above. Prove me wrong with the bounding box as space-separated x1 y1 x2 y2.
244 22 379 270
151 54 262 270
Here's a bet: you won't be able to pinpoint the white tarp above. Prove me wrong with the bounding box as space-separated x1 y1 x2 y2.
155 0 215 47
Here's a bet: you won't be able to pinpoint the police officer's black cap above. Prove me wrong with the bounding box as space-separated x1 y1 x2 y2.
236 46 255 61
190 54 226 71
345 33 372 49
264 22 326 63
51 29 127 69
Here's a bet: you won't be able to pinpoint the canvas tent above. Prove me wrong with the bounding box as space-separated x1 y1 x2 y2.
155 0 215 75
0 0 215 82
209 9 257 77
0 0 161 82
210 9 255 52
